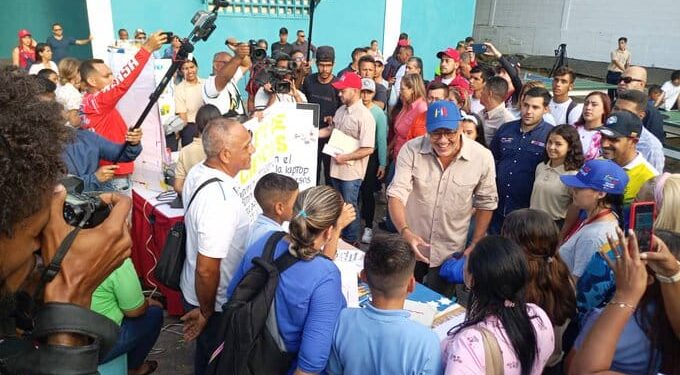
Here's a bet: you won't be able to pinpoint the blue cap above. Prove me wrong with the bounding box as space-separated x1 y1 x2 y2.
426 100 462 132
560 159 629 194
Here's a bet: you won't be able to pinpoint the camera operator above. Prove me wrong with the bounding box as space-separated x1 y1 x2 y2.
204 40 250 116
253 53 307 110
80 31 167 195
291 49 311 90
0 66 132 374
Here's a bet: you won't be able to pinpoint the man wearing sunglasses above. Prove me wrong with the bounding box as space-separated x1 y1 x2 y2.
46 23 92 63
616 66 665 143
387 100 497 297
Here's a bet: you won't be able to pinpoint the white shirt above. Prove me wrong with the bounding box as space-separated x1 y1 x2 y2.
388 64 407 108
661 81 680 110
469 96 484 115
180 163 250 312
202 68 246 115
253 86 307 109
28 61 58 75
548 98 582 125
55 82 82 111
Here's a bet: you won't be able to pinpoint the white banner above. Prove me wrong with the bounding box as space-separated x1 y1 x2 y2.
236 102 319 220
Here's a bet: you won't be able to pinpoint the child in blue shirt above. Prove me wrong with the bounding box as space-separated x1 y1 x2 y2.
327 235 443 374
244 172 299 250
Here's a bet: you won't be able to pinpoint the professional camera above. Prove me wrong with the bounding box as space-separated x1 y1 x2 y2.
61 176 111 229
248 39 267 61
252 59 293 94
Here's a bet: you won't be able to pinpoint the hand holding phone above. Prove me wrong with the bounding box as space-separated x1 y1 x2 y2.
630 201 655 252
470 43 487 54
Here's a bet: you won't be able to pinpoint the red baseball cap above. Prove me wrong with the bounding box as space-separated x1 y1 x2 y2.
18 29 31 38
437 48 461 62
332 72 362 90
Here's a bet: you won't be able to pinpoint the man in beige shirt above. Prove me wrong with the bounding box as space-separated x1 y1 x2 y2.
320 72 375 244
606 36 631 101
172 59 204 150
480 76 516 145
387 100 497 296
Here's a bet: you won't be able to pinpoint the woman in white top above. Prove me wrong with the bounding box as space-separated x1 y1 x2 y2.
28 43 58 75
55 57 82 127
573 92 611 161
530 124 584 228
558 159 628 281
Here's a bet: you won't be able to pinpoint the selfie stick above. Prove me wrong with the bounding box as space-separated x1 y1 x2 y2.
306 0 321 61
114 1 229 162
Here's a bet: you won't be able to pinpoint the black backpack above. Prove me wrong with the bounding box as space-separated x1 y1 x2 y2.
206 231 299 375
154 177 221 290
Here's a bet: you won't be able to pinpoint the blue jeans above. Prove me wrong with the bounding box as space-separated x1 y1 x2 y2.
330 178 362 242
183 299 223 375
102 305 163 369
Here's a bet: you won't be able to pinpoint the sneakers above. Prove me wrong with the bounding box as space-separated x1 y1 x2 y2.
361 228 373 244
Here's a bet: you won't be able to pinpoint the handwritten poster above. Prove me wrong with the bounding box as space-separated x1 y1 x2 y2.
236 102 319 220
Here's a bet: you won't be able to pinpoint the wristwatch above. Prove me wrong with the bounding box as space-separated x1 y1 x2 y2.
656 261 680 283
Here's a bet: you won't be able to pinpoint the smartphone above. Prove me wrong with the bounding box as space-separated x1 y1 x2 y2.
630 201 655 252
160 32 174 43
471 43 487 54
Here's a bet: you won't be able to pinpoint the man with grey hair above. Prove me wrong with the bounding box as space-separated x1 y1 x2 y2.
179 117 255 374
203 45 250 116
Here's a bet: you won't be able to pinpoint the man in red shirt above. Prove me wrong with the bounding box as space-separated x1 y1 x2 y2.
432 48 470 98
79 31 166 192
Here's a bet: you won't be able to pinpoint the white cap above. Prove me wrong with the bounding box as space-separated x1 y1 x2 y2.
360 78 376 92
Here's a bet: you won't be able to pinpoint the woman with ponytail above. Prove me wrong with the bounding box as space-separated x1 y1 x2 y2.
442 236 555 375
227 185 355 375
502 209 576 371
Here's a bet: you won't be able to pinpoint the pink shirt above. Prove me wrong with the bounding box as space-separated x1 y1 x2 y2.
442 303 554 375
393 97 427 158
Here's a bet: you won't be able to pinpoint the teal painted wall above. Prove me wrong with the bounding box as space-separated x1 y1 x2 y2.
110 0 385 78
400 0 476 79
0 0 92 61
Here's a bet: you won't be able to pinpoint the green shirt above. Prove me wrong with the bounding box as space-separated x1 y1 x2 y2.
90 258 144 325
369 105 388 167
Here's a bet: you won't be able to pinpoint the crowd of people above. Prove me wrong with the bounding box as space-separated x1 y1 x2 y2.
2 21 680 375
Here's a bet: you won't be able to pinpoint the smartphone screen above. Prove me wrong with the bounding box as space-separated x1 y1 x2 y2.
632 203 654 252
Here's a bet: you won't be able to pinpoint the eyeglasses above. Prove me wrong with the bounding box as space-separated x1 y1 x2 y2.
53 28 63 31
619 76 644 84
429 131 457 140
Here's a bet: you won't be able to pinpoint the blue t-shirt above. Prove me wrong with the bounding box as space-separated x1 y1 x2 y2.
46 35 76 63
327 304 443 375
574 308 660 374
490 119 553 217
227 234 346 373
244 214 284 250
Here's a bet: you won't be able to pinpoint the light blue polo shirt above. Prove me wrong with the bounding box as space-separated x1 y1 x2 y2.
244 214 284 250
327 303 443 375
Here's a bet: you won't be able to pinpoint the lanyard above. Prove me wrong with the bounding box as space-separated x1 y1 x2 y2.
566 208 613 242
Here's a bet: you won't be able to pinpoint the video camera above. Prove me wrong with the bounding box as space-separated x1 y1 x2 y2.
253 58 295 94
61 176 111 229
248 39 267 61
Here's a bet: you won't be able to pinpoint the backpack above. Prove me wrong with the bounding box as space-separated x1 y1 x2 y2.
206 231 299 375
565 98 578 124
154 177 221 290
